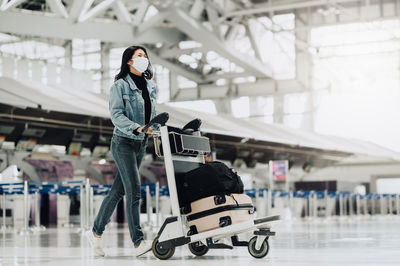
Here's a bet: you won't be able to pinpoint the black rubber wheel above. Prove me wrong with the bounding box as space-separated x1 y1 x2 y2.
247 236 269 259
152 236 175 260
188 241 209 256
187 229 209 256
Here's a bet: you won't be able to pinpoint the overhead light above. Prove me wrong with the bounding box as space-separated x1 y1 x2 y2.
216 79 226 86
232 158 245 168
238 150 250 157
252 151 264 159
302 162 312 173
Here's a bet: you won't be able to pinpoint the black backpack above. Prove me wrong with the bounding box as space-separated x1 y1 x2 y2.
182 161 244 205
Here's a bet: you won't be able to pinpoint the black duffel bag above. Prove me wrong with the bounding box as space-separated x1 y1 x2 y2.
182 161 244 205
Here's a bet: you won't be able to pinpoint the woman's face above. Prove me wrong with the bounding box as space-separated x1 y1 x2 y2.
128 48 148 74
130 49 147 62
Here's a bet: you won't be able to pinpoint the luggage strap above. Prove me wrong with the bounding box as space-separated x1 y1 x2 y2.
186 204 254 222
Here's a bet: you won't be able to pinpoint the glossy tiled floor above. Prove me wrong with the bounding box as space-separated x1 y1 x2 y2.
1 216 399 266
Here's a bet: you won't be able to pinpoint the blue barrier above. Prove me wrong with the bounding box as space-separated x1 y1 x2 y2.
1 181 399 201
141 183 156 197
159 185 170 196
245 189 256 198
0 182 24 186
293 191 310 198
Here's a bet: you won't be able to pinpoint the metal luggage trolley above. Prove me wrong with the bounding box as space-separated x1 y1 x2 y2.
149 113 279 260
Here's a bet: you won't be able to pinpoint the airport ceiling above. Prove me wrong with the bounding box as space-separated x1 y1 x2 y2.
0 0 390 97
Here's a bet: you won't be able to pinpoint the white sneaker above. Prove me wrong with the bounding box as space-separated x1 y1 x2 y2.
133 240 152 257
85 230 105 257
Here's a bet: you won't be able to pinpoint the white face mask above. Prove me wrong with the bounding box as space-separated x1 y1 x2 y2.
131 57 149 73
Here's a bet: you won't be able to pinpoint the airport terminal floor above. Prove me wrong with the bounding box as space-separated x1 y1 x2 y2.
1 217 399 266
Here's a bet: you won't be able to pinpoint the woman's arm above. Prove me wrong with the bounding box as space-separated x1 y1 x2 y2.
109 82 141 136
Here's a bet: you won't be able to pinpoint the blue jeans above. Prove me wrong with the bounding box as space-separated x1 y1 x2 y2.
93 134 148 246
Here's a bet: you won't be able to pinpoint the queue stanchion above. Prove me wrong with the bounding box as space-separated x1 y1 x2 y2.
307 192 311 219
339 192 344 217
349 193 354 216
155 182 160 228
359 195 364 216
89 186 94 226
19 181 31 235
303 192 307 218
146 185 151 227
370 194 375 216
34 191 40 228
380 194 386 215
324 190 329 218
85 179 91 229
308 191 315 219
288 190 294 219
267 189 272 216
261 189 267 216
255 189 263 217
375 194 380 216
1 188 7 231
356 194 361 216
32 190 45 231
362 195 368 216
255 188 260 217
388 194 393 216
77 182 86 233
1 191 6 231
364 194 371 217
312 191 318 219
311 191 316 219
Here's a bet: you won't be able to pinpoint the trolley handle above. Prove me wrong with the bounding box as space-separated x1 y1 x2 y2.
142 112 169 134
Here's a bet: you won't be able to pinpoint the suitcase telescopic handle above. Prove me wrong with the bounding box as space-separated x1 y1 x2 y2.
142 112 169 133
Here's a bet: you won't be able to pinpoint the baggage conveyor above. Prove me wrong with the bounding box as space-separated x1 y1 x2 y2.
147 113 279 260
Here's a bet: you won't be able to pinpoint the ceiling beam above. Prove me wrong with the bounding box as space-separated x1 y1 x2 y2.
221 0 363 19
205 1 223 40
132 0 150 26
0 0 24 11
69 0 93 21
245 19 263 61
189 0 205 19
46 0 68 18
78 0 116 23
147 50 205 84
172 79 305 102
112 0 132 23
159 46 205 58
203 71 249 83
0 10 182 45
166 7 273 78
136 11 167 35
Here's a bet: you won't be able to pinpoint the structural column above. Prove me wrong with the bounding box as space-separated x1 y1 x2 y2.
64 40 73 68
273 94 284 124
100 42 111 95
295 9 314 131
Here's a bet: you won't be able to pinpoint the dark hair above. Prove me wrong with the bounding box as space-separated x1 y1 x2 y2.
114 45 153 81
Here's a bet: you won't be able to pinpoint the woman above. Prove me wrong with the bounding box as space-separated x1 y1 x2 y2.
85 45 159 257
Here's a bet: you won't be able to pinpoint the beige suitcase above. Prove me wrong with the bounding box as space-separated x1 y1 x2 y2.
186 193 254 233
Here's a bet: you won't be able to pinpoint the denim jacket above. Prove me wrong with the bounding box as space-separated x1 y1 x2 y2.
109 73 159 140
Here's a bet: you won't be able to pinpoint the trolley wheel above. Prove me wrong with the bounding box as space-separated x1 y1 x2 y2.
247 236 269 259
152 236 175 260
187 229 209 256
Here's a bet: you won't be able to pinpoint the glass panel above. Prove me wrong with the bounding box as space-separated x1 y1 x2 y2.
311 19 400 151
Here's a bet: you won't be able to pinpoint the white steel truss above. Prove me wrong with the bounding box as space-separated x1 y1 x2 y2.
0 0 398 102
